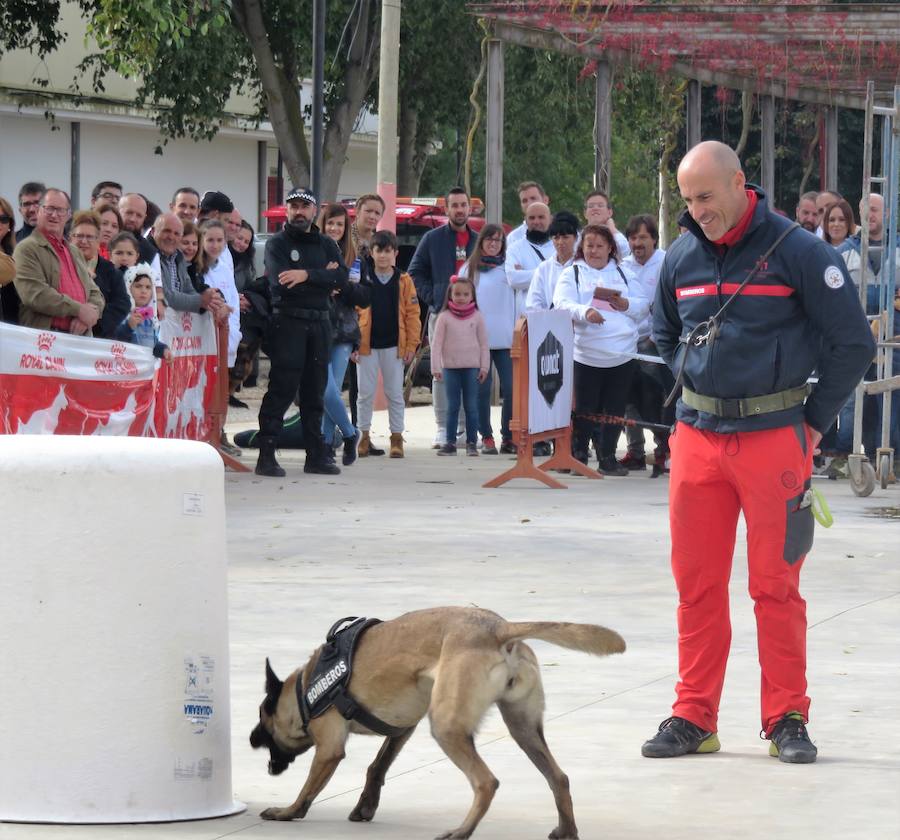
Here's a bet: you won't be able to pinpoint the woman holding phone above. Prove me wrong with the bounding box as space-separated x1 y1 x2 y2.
553 224 648 475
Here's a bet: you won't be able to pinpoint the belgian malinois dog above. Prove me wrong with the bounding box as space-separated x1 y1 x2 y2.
250 606 625 839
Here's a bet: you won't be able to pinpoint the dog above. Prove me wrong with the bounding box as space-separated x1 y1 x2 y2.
250 606 625 839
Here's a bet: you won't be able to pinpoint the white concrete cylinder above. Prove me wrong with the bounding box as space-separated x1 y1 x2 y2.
0 437 243 823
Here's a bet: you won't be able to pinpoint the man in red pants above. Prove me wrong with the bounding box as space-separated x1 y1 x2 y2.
645 141 875 763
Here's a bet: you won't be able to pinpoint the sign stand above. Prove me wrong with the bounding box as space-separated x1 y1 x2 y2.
484 318 600 489
208 322 251 472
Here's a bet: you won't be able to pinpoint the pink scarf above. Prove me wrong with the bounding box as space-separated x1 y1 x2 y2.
47 234 87 331
449 301 477 319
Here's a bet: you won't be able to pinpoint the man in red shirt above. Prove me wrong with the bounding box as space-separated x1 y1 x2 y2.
408 187 477 447
13 188 104 333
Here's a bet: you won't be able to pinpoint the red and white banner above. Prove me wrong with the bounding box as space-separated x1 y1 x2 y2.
151 309 219 440
0 311 219 439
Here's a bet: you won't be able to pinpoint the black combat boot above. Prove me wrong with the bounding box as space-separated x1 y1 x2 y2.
255 436 286 477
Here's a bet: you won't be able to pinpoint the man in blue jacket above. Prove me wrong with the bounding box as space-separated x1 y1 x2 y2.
408 187 476 446
644 141 875 764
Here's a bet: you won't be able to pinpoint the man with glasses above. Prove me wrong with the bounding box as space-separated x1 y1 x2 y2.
90 181 124 209
13 188 104 333
16 182 45 244
582 189 630 257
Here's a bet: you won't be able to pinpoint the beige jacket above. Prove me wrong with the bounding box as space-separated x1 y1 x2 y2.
13 229 104 330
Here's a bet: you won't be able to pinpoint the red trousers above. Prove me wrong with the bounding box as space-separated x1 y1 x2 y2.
668 421 814 735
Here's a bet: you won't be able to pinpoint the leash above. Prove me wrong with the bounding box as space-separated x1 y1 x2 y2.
572 410 672 434
664 222 801 408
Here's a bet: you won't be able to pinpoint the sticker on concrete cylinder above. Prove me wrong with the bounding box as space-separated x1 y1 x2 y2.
183 492 204 516
173 758 213 781
183 654 215 734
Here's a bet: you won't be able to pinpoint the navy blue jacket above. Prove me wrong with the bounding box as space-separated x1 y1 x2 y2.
265 223 348 314
408 223 476 313
93 256 131 339
653 186 876 434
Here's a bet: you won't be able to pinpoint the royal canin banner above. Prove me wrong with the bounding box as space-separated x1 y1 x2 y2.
0 310 219 438
153 309 218 440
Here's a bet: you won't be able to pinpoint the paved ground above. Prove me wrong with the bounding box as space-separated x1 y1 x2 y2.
3 403 899 840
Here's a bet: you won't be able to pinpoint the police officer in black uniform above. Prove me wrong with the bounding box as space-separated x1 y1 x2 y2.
256 188 348 477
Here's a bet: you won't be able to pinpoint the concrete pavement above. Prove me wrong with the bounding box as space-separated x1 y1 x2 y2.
2 404 898 840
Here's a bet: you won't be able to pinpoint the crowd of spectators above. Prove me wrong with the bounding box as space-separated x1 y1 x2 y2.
0 177 896 478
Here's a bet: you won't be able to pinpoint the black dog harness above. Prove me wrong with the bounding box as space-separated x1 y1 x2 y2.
295 616 410 738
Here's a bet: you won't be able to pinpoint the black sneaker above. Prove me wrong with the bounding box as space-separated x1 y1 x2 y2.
641 716 721 758
342 430 360 466
499 439 517 454
767 713 817 763
598 456 629 477
304 460 341 475
437 443 457 456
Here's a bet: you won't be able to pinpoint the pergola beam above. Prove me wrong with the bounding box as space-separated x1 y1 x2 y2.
485 38 504 225
488 19 895 110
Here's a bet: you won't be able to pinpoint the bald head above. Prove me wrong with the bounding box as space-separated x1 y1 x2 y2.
861 193 884 240
525 202 551 232
680 141 743 179
677 141 748 241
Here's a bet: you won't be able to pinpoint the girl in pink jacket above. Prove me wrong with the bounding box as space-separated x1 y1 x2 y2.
430 276 490 456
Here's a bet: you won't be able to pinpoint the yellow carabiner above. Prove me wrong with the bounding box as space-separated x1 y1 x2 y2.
810 487 833 528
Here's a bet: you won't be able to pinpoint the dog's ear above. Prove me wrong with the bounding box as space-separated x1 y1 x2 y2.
265 657 283 696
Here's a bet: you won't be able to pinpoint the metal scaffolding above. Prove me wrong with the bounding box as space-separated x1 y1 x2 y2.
850 82 899 496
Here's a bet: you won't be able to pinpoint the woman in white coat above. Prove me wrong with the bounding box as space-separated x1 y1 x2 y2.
553 223 648 475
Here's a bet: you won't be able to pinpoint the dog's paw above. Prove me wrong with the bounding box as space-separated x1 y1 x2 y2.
435 830 473 840
348 801 376 822
260 806 294 821
549 826 579 839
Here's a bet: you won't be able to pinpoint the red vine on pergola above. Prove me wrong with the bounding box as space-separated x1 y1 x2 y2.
469 1 900 108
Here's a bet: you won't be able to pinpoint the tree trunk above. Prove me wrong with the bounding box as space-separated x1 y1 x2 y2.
320 0 380 200
734 89 754 159
397 101 431 196
232 0 310 188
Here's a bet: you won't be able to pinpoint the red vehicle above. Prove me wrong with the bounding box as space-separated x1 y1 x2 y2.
262 197 506 271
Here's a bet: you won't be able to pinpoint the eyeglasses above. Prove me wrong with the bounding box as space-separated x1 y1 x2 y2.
72 233 98 242
483 237 503 244
40 206 69 217
97 192 121 202
0 215 12 225
20 199 40 209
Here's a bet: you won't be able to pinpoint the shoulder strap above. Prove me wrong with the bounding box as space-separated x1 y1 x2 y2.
573 264 580 290
529 243 546 261
615 265 629 287
663 221 801 408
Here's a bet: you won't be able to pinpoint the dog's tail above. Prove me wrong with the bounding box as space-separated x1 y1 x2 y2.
498 622 625 657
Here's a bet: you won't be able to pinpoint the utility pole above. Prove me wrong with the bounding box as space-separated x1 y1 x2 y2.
376 0 402 231
311 0 326 197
